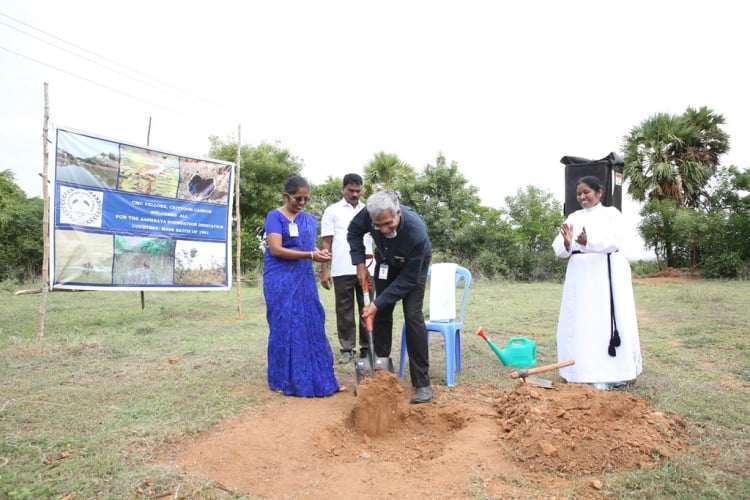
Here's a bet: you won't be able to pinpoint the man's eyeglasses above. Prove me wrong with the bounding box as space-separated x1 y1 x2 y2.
372 219 395 230
372 211 400 230
286 194 310 203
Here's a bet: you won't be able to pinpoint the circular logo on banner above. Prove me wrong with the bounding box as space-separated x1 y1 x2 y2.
60 188 103 227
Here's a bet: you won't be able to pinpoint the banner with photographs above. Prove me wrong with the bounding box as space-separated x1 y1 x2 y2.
52 128 234 291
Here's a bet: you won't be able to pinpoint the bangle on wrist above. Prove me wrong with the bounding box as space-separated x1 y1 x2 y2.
310 251 314 261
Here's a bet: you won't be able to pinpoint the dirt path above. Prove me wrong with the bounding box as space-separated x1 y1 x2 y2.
169 373 688 499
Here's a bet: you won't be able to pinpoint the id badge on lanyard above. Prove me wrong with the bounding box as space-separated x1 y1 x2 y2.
288 222 299 237
378 263 389 280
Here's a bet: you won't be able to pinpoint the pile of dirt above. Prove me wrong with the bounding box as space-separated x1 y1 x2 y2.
350 371 405 436
170 375 691 498
494 383 689 475
633 267 702 284
651 267 701 279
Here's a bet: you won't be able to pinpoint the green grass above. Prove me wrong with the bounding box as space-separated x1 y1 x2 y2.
1 278 748 498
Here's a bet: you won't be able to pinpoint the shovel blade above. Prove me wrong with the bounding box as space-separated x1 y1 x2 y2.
374 357 395 374
526 377 554 389
355 358 375 386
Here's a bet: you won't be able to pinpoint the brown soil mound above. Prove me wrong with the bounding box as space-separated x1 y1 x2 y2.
169 375 689 498
495 383 688 476
350 370 405 436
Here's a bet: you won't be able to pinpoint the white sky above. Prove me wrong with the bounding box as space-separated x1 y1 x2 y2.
2 0 748 260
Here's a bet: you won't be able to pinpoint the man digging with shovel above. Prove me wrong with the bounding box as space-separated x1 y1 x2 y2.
348 190 434 404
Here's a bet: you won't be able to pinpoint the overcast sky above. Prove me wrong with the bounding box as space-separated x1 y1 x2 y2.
2 1 748 260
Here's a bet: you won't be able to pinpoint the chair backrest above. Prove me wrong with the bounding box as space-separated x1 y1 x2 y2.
427 263 472 323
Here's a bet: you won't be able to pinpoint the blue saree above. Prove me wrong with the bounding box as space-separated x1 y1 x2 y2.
263 209 339 397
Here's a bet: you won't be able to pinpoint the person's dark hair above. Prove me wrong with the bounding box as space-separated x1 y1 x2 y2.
342 173 363 187
284 174 309 194
576 176 604 193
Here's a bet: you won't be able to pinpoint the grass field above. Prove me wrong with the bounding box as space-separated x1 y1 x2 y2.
1 277 748 499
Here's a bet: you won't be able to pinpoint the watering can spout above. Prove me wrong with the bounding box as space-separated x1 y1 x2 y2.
476 327 511 365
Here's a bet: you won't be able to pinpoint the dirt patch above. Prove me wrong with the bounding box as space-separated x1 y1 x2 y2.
169 374 689 498
632 267 702 285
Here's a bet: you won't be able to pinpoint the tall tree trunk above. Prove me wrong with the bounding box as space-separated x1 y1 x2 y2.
666 244 675 268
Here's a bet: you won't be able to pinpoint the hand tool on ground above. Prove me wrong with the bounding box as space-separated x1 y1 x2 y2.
524 377 556 389
354 278 395 393
509 360 575 388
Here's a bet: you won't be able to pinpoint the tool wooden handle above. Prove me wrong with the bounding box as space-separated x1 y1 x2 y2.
510 360 575 379
363 278 374 332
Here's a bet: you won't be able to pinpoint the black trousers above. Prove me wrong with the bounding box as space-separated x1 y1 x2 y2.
372 254 431 388
332 274 371 352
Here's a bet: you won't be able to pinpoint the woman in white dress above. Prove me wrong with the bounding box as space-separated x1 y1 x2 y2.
552 176 643 389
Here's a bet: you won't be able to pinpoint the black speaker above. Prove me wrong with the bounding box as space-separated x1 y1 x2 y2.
560 152 624 217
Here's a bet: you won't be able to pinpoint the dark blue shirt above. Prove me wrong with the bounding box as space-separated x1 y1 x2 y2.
347 205 431 309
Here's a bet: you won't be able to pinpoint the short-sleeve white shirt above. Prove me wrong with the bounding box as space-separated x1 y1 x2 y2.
321 198 372 277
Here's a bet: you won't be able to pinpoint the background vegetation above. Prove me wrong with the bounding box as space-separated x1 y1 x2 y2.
1 279 748 498
2 107 748 285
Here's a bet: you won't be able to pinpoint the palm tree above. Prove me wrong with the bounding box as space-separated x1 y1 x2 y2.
362 152 416 197
622 106 729 208
622 106 730 267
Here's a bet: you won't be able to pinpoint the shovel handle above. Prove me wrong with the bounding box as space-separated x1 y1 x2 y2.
362 278 374 332
510 360 575 379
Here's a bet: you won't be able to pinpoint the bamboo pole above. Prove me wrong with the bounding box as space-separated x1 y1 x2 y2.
36 82 51 340
235 124 243 319
140 117 152 310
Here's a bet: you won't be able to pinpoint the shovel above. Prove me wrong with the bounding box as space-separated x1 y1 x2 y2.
354 278 395 391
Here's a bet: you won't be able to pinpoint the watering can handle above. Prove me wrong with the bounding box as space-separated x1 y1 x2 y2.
508 337 530 343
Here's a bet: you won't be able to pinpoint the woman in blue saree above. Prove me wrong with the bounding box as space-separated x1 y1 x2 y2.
263 175 340 397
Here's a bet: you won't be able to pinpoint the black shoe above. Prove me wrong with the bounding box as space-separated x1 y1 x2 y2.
410 386 433 404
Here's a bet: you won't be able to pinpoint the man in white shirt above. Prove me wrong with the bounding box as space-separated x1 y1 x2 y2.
320 174 373 363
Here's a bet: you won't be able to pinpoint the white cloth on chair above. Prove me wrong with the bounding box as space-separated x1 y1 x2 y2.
429 263 456 321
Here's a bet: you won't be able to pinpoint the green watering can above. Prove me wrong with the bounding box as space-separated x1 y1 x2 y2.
476 327 537 368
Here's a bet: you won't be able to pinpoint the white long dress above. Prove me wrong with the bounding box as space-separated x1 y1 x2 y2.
552 203 643 384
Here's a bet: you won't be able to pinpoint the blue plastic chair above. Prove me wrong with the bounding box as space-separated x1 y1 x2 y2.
398 264 472 387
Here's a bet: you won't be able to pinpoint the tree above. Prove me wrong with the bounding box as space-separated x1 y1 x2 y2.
623 106 730 266
398 154 482 257
307 175 344 218
699 165 750 277
503 186 565 281
623 106 728 208
0 170 44 281
362 152 416 197
450 205 517 279
638 199 682 269
0 169 27 207
208 137 303 272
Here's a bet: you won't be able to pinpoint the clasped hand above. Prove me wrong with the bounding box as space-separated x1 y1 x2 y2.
561 223 587 250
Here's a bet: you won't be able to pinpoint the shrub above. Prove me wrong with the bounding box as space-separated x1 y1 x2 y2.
701 252 742 278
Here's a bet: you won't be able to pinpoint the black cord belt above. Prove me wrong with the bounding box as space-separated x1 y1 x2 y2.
571 250 617 254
